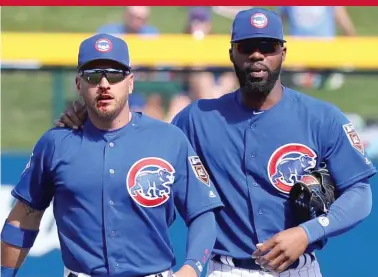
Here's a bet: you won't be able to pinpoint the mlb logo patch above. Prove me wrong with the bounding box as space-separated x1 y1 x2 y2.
188 156 210 186
342 123 364 155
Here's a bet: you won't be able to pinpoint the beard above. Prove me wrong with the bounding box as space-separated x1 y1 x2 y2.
84 95 128 121
234 60 282 99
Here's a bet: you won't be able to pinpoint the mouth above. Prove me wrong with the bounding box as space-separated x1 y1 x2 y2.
247 65 269 79
96 94 114 107
249 70 267 78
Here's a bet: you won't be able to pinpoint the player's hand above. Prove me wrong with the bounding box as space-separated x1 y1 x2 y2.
54 100 87 129
173 264 198 277
252 227 309 273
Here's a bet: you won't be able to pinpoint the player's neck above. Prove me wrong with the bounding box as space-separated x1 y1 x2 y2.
88 106 132 131
241 81 283 111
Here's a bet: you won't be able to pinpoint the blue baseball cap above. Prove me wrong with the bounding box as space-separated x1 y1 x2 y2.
77 33 131 70
231 8 286 43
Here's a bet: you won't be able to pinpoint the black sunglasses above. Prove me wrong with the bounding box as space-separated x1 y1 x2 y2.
235 39 283 55
79 68 131 85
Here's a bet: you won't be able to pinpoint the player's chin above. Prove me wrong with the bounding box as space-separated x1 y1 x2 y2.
95 105 117 118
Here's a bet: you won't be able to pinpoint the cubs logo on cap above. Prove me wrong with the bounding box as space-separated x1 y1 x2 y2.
231 8 286 43
77 33 131 70
95 38 113 53
250 13 268 28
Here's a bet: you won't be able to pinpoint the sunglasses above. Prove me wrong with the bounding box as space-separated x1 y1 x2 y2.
235 39 283 55
79 68 131 85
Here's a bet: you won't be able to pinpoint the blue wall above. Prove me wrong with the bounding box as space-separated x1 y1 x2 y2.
1 154 377 277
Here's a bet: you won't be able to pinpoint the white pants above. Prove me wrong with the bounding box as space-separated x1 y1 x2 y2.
63 266 174 277
206 254 322 277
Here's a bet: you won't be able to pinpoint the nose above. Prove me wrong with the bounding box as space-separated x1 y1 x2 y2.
98 76 110 91
248 50 265 61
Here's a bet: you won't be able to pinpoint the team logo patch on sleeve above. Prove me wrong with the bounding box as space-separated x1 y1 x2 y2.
127 157 175 208
188 156 210 186
342 123 364 155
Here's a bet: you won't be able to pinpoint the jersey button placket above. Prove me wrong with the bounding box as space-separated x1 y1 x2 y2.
104 143 117 274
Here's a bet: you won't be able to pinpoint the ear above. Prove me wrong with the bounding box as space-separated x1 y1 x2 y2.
128 73 134 95
229 46 234 64
75 76 82 97
281 45 287 63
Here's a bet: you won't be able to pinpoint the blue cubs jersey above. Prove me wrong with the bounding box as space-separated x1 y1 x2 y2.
172 87 376 259
12 112 223 276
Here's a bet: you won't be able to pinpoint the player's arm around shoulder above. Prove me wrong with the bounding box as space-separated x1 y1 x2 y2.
1 129 57 276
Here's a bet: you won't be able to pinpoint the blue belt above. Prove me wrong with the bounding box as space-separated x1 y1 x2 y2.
212 253 315 271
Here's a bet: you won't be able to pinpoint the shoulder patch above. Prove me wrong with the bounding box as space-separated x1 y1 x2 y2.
342 123 364 155
188 156 210 186
21 152 34 175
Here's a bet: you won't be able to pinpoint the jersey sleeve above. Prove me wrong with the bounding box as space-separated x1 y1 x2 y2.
322 107 377 190
11 131 56 211
173 133 224 225
171 104 200 153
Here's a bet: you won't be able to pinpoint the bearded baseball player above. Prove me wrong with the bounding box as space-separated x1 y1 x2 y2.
54 8 376 277
0 33 224 277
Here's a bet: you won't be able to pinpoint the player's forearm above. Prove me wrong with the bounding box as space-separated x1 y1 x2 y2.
184 211 217 277
1 221 39 276
1 241 30 270
1 201 43 276
300 179 372 244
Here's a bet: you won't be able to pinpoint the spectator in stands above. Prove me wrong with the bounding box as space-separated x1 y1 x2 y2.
129 93 165 121
97 6 159 35
166 7 238 122
142 93 165 121
277 6 356 90
278 6 356 38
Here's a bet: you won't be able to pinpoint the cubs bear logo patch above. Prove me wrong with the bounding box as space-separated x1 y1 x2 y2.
342 123 364 155
126 157 175 208
188 156 210 186
267 143 317 194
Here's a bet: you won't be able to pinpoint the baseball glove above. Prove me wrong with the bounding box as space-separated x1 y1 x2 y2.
289 168 336 224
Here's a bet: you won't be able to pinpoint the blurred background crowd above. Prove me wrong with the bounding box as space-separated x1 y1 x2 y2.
2 6 378 159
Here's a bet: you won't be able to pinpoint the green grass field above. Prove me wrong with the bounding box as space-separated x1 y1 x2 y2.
2 7 378 150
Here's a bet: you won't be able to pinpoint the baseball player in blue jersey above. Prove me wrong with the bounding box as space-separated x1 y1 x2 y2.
0 33 224 277
54 8 376 277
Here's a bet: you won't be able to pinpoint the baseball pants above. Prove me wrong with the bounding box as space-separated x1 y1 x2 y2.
207 253 322 277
